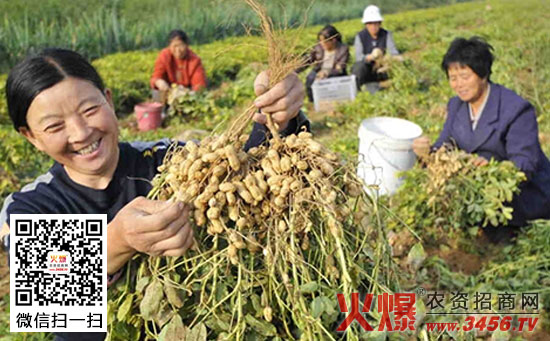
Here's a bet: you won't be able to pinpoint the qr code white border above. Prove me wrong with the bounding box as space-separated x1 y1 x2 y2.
10 214 107 333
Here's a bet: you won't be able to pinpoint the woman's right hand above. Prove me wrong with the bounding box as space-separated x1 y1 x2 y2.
155 79 171 92
316 70 328 79
111 197 194 257
412 136 431 157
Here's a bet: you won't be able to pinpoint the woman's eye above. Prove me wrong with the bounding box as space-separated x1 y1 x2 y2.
45 123 63 132
84 106 99 115
86 105 99 112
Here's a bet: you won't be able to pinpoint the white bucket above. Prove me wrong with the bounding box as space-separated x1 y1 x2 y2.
357 117 422 196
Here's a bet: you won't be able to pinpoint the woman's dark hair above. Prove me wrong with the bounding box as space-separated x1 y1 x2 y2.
168 29 189 45
318 25 342 43
441 36 494 80
6 48 105 131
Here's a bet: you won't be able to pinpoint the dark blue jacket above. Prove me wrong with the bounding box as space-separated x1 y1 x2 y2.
433 83 550 224
2 113 310 341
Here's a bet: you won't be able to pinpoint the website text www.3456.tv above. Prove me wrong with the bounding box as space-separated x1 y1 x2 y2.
426 315 538 332
336 291 540 334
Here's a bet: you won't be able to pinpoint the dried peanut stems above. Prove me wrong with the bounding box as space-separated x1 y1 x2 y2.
107 1 398 339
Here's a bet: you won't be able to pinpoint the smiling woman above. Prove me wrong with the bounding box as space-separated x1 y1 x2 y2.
0 48 306 341
412 37 550 241
21 79 120 189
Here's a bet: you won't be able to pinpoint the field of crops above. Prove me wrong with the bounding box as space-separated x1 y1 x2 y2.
0 0 464 73
1 0 550 339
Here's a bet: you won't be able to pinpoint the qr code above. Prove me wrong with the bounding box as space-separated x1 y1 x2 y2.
10 214 107 332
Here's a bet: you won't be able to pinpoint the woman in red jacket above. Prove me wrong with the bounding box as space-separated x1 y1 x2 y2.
150 29 207 92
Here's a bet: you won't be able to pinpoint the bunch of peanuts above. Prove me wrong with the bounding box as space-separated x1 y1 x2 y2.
153 131 363 265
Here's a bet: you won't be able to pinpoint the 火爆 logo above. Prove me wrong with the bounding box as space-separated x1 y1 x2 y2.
337 292 416 332
47 251 71 273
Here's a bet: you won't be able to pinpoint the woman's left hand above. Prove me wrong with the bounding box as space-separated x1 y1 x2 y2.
252 71 305 131
472 156 489 167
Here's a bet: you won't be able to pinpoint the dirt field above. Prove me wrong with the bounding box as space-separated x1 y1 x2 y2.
0 250 8 298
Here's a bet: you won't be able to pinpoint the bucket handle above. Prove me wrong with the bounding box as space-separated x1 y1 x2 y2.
358 149 385 184
363 137 415 172
358 152 384 196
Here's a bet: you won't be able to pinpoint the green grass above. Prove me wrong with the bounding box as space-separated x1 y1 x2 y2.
0 0 467 72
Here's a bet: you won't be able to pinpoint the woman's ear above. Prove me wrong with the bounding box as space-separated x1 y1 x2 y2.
480 77 489 87
104 88 115 109
18 126 45 152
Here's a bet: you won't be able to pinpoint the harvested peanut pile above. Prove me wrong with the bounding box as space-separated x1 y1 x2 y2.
390 148 526 238
151 131 362 239
106 1 397 340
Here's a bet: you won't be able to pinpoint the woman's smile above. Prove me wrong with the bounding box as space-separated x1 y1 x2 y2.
72 136 104 161
20 77 120 188
447 63 488 106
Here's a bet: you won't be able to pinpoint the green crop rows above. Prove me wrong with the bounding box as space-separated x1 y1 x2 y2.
0 0 465 73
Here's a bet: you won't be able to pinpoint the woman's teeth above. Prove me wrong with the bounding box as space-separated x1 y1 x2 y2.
76 140 100 155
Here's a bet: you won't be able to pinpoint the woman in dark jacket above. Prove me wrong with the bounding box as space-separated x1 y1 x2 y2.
351 5 401 92
413 37 550 241
0 48 306 340
300 25 349 102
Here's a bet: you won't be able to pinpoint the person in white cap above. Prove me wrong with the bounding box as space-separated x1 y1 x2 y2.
351 5 400 92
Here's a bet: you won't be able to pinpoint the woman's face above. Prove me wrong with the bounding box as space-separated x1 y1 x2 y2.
319 35 337 52
169 38 188 59
447 63 488 103
20 77 119 185
366 22 381 38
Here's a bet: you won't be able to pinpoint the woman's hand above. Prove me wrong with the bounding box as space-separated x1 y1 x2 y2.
0 223 8 242
154 79 170 92
412 136 431 157
471 156 489 167
110 197 194 259
316 70 328 79
371 48 383 60
252 71 305 131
